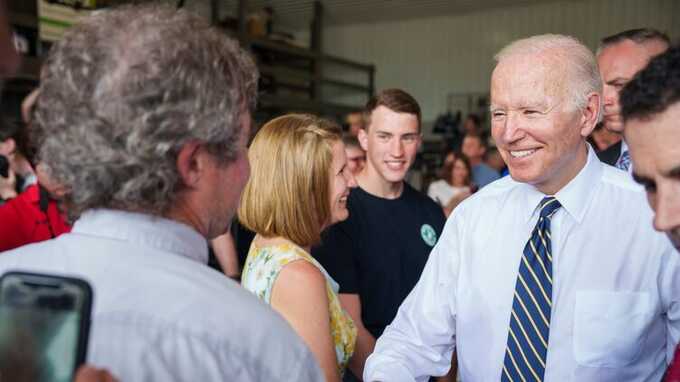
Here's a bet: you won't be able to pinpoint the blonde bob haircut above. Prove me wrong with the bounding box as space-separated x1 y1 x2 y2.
238 114 343 247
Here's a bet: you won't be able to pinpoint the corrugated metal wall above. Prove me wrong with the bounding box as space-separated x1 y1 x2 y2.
305 0 679 124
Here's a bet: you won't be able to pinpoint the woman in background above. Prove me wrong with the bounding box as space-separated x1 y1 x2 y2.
427 151 473 216
239 114 357 381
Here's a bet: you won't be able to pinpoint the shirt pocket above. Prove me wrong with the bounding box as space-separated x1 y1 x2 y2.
573 290 654 368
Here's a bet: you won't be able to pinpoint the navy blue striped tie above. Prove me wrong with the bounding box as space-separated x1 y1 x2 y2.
502 196 561 382
616 150 631 171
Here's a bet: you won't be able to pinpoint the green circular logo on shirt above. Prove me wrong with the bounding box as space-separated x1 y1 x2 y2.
420 224 437 247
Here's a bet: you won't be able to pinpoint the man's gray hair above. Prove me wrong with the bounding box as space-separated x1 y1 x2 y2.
494 34 602 110
33 4 258 220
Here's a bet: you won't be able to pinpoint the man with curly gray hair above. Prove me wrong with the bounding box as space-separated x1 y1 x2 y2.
0 4 323 381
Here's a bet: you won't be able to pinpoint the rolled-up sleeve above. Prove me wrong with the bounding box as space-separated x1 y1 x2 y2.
364 214 462 381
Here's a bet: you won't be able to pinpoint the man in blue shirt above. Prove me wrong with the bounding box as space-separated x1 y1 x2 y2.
461 132 500 188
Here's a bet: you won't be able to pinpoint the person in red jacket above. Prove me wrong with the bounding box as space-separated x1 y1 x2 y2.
0 82 70 251
0 181 70 252
0 158 70 252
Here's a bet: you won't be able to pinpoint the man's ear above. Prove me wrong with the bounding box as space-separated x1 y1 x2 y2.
580 92 601 137
358 128 369 152
35 162 69 199
176 141 204 188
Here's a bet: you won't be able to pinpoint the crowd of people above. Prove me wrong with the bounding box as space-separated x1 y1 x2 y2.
0 2 679 382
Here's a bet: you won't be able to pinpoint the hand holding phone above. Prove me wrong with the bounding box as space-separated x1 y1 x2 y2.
0 271 93 382
74 366 117 382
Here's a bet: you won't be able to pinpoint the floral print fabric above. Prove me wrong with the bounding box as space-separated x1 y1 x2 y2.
241 241 357 374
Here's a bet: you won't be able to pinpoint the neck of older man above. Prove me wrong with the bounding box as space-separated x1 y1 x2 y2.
165 198 212 238
534 141 589 196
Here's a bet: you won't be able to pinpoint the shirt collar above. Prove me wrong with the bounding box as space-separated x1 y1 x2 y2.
620 139 629 155
72 209 209 264
520 144 602 224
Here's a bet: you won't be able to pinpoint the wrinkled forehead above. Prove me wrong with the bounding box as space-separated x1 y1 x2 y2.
491 55 566 108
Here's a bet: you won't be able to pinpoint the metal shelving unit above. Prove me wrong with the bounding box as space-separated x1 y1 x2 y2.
3 2 42 119
3 0 376 124
227 0 376 122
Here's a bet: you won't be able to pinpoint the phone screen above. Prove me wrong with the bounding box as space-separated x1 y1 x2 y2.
0 272 92 382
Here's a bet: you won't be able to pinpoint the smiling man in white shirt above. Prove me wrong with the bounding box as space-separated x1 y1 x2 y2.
364 34 680 382
0 5 322 381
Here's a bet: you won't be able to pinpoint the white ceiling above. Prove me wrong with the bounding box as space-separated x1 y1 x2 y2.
210 0 570 30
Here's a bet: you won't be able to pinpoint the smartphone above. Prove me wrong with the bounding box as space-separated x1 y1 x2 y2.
0 271 93 382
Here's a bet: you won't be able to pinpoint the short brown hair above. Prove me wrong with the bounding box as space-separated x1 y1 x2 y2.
238 114 342 247
365 88 421 130
600 28 670 50
342 134 361 149
463 132 486 149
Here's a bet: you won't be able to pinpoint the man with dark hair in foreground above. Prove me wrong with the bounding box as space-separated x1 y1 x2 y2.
620 44 680 381
314 88 447 380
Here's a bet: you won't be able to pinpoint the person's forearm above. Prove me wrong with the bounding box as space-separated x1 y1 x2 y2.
434 350 457 382
349 325 376 380
211 233 240 278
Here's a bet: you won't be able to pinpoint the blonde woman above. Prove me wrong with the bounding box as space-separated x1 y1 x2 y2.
239 114 357 381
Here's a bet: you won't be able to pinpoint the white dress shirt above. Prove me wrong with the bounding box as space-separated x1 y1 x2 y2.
0 209 323 381
365 147 680 381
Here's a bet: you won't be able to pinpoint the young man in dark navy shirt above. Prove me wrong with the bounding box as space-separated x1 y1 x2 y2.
314 88 447 380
